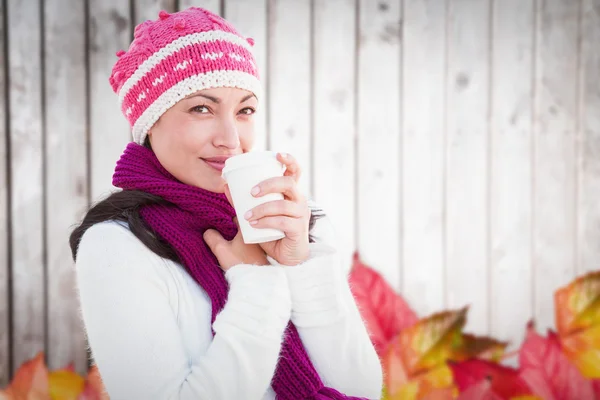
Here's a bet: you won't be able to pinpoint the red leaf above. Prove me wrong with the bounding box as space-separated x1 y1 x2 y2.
448 359 532 398
455 378 503 400
519 321 595 400
348 251 418 356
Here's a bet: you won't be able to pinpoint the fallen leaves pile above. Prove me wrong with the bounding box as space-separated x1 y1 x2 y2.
0 353 107 400
348 252 600 400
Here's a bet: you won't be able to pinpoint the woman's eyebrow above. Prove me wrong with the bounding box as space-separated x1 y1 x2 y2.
187 93 220 103
185 93 256 104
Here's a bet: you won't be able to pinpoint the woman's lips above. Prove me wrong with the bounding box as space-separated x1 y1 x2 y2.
203 159 226 172
201 156 233 172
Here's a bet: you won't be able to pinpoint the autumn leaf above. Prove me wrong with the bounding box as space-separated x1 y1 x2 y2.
396 307 468 376
79 365 109 400
0 352 49 400
455 378 502 400
554 271 600 379
348 251 418 356
456 334 508 362
519 321 595 400
555 271 600 336
48 369 85 400
449 359 533 399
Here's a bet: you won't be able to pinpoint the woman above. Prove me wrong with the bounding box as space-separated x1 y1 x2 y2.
71 7 382 400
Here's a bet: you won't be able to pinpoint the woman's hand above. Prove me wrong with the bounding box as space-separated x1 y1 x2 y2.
235 152 311 266
203 218 268 272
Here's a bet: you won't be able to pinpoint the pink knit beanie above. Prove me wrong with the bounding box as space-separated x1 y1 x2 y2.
109 7 261 145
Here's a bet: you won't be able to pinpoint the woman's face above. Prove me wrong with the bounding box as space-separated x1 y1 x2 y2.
147 87 258 193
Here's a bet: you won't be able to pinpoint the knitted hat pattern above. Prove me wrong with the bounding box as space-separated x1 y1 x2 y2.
109 7 261 144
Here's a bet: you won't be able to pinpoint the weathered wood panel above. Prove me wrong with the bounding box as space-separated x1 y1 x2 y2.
402 0 446 316
357 0 402 291
179 0 222 14
490 0 535 353
578 0 600 275
0 0 9 387
134 0 177 25
7 0 46 372
533 0 579 333
88 0 132 201
312 0 357 275
44 0 89 374
445 0 491 335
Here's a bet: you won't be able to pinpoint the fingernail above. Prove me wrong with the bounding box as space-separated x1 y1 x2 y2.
244 210 252 220
250 220 258 225
251 186 260 196
280 153 288 159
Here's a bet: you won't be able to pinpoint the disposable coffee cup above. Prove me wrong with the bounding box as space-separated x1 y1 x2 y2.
222 151 287 244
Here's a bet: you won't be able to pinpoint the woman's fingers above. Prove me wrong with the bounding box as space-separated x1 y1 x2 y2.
252 175 302 202
277 152 301 183
245 200 305 222
249 215 305 235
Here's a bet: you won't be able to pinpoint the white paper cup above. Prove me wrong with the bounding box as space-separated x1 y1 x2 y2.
221 151 287 244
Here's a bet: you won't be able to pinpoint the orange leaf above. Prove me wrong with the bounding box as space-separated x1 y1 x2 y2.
348 252 418 356
78 365 109 400
449 359 533 399
555 270 600 337
0 352 50 399
396 307 468 377
519 322 595 400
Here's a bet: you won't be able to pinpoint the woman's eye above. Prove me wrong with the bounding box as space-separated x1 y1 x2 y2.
239 107 256 115
191 105 210 114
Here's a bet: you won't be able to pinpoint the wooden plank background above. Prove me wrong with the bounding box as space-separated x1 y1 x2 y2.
0 0 598 383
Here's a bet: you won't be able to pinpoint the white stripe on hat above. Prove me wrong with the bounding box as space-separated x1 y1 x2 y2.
118 30 253 107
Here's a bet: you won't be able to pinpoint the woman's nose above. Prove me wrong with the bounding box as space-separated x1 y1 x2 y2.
213 119 240 149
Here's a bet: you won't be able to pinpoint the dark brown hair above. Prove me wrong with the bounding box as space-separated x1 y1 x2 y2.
69 138 323 262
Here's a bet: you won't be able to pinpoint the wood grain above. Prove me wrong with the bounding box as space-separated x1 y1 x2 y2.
533 0 579 333
445 0 491 335
357 0 402 291
44 0 89 374
0 0 9 387
402 0 446 316
7 0 46 372
490 0 535 351
133 0 177 25
577 0 600 274
88 0 132 201
312 0 357 276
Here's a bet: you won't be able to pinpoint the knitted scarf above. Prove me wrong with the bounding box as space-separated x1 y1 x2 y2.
112 143 365 400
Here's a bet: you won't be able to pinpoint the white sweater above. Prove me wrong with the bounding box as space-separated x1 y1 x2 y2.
75 216 383 400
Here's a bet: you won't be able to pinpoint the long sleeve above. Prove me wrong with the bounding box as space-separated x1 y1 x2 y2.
75 222 291 400
283 243 384 399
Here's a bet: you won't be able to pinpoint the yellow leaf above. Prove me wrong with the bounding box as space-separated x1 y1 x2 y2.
555 270 600 378
48 370 85 400
561 323 600 378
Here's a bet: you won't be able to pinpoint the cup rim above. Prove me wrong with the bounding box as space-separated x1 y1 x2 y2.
221 150 283 178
